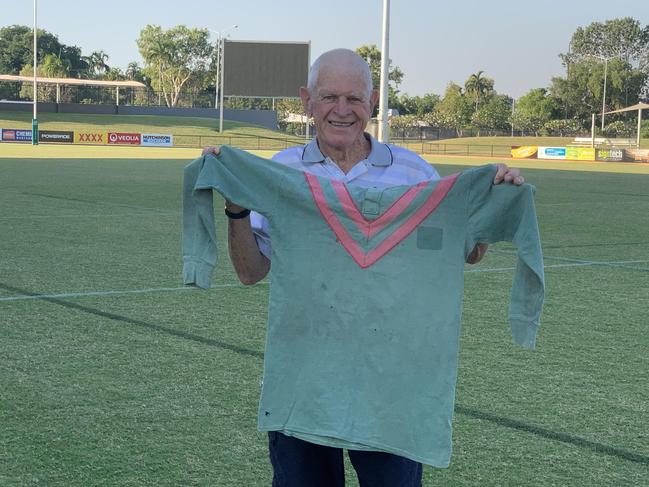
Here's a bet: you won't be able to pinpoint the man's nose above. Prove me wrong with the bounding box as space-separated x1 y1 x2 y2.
333 96 351 115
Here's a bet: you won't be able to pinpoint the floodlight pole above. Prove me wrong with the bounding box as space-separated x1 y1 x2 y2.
219 37 225 133
32 0 38 145
601 57 608 131
377 0 390 143
591 114 595 148
215 40 220 109
210 25 237 132
636 108 642 148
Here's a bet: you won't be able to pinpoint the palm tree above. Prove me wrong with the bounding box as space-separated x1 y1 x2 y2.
125 62 141 81
83 50 110 77
464 71 492 111
41 53 70 77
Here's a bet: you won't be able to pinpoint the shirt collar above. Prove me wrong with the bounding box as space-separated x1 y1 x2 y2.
301 133 393 167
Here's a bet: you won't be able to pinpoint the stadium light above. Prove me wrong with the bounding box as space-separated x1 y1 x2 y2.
584 51 629 131
377 0 390 143
32 0 38 145
210 25 238 132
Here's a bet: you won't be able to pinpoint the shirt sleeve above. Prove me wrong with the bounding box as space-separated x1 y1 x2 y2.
465 166 545 349
250 210 272 259
182 146 285 288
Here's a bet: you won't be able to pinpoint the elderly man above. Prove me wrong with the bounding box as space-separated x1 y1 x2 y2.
204 48 524 486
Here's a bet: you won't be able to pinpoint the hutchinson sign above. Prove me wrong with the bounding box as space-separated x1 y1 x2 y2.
141 134 173 147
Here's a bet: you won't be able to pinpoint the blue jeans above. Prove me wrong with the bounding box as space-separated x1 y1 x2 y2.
268 431 423 487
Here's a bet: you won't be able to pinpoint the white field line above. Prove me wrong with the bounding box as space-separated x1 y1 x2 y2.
0 213 178 221
491 249 649 272
0 282 268 302
2 257 647 303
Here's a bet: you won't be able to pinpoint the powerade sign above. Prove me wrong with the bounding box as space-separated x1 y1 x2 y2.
595 148 624 162
108 132 141 145
537 147 567 160
141 134 173 147
1 128 32 142
39 130 73 143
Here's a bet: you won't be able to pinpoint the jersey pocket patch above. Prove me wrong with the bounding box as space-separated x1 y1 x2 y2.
416 226 443 250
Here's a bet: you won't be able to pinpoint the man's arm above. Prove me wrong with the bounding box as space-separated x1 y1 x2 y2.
225 201 270 285
200 147 270 285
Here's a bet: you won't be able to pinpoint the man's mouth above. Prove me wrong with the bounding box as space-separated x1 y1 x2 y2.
328 121 355 128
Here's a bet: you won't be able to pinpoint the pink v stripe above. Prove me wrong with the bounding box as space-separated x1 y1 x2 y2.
331 180 428 238
305 173 367 265
304 173 459 268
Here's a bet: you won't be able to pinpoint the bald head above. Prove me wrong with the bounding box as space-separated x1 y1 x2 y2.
307 49 373 97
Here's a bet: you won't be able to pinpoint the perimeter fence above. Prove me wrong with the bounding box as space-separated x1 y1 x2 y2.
172 133 307 150
391 139 514 157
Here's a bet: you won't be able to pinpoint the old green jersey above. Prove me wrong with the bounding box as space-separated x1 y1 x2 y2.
182 147 544 467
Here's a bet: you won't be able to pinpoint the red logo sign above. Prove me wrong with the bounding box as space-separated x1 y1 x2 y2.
3 130 16 140
108 132 141 145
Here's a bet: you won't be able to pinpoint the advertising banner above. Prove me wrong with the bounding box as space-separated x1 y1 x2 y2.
141 134 173 147
595 148 624 162
622 149 649 163
511 146 538 159
537 147 567 160
39 130 74 143
1 128 32 142
107 132 141 145
74 131 108 144
566 147 596 161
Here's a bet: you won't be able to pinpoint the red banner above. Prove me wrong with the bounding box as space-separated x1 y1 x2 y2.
107 132 141 145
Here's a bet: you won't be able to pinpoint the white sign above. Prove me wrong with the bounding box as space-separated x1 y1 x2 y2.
537 147 567 160
141 134 173 147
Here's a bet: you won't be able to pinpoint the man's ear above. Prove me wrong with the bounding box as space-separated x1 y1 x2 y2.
370 89 379 112
299 87 312 116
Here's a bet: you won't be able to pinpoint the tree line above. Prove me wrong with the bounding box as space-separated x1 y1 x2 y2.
387 18 649 138
1 18 647 138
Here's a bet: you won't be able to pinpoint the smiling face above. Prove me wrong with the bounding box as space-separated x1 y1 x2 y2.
300 51 378 158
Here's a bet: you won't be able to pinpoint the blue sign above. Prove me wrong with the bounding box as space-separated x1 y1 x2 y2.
1 128 33 142
141 133 173 147
538 146 567 160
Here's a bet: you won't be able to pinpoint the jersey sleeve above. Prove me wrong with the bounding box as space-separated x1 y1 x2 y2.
466 166 545 349
182 146 285 289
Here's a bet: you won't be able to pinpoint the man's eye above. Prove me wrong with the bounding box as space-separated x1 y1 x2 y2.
349 97 362 104
322 95 336 102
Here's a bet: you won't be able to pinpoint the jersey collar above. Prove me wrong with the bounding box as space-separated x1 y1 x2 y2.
301 133 393 167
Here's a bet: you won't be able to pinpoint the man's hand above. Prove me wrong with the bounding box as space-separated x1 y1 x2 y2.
493 163 524 185
202 146 221 157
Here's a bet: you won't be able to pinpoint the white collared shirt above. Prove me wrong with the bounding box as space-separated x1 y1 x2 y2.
251 134 440 258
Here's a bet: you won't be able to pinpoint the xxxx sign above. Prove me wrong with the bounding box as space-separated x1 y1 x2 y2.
74 132 108 144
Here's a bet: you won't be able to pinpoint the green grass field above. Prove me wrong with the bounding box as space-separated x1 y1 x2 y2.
1 143 648 486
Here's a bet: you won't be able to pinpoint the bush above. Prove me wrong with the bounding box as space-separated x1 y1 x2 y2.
542 119 584 137
603 120 633 137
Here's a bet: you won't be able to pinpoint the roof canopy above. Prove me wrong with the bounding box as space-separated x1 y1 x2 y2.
605 102 649 115
0 74 145 88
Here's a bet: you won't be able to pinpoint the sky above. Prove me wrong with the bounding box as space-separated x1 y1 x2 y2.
2 0 649 99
